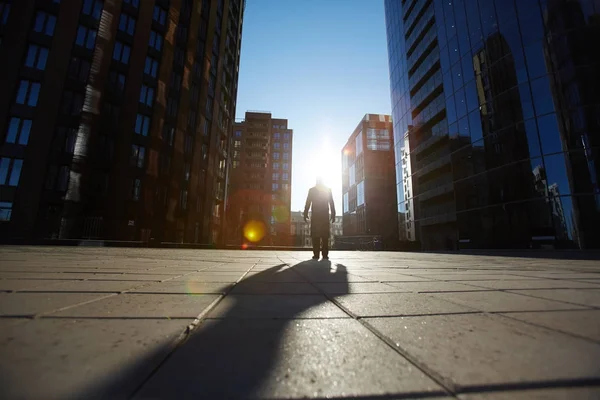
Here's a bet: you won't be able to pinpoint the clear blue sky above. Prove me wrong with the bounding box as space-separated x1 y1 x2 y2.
235 0 392 212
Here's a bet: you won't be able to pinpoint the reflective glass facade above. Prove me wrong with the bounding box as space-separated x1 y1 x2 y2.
385 0 600 249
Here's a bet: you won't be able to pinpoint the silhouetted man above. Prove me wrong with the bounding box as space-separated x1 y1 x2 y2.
304 178 336 260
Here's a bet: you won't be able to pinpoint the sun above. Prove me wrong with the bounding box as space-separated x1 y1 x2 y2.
309 140 340 188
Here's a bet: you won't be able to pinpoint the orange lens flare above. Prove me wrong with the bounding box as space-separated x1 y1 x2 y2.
243 220 266 243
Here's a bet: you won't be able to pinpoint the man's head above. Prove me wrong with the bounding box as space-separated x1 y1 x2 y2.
316 177 324 187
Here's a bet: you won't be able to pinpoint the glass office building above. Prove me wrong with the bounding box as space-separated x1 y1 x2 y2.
384 0 600 250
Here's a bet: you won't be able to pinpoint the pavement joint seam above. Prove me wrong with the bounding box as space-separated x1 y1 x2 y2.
493 312 600 346
127 260 260 399
32 293 118 319
282 256 459 398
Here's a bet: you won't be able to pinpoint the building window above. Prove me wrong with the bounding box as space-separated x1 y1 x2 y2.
273 132 280 139
356 133 363 155
349 164 355 185
283 153 289 160
0 157 23 187
283 162 289 170
5 118 32 145
283 132 290 141
135 114 150 136
204 120 211 136
273 142 280 149
283 142 290 150
167 97 178 117
272 173 279 180
184 134 193 154
144 56 158 78
180 189 188 210
357 180 365 206
55 127 77 154
15 80 41 107
24 44 49 70
60 90 84 116
108 70 126 94
82 0 103 19
343 192 349 213
0 3 11 27
113 41 131 64
67 56 91 82
149 30 163 51
76 25 97 49
272 183 279 191
184 162 191 181
123 0 139 7
118 13 136 36
139 84 154 107
282 183 289 191
130 144 145 168
0 202 12 221
234 130 242 137
132 178 141 201
273 152 279 160
233 160 240 168
273 162 279 170
282 173 289 181
33 11 56 36
153 5 167 25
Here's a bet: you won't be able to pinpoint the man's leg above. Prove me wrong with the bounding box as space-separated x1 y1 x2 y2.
312 235 320 259
322 235 329 259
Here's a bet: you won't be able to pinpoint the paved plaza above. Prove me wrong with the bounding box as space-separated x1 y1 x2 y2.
0 247 599 399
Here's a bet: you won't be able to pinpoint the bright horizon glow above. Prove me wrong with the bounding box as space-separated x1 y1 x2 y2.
236 0 391 211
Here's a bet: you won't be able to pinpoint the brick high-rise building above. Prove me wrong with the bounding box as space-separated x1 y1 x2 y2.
0 0 245 244
226 111 293 246
341 114 398 248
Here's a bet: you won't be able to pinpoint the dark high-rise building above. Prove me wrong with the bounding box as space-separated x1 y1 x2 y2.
226 111 293 246
341 114 398 248
384 0 600 249
0 0 245 245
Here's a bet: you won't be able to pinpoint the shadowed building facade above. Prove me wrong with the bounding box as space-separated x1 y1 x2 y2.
0 0 244 244
385 0 600 249
226 111 293 246
341 114 399 248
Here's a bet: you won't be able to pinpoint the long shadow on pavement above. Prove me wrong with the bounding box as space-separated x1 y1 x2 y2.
77 259 349 399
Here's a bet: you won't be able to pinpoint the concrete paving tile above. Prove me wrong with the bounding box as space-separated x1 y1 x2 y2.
41 280 148 292
0 279 70 292
50 293 219 318
129 281 231 294
507 289 600 308
423 274 540 281
134 319 446 399
0 317 188 399
386 281 487 292
208 294 349 319
366 314 600 387
462 279 600 290
459 387 600 399
244 270 308 282
430 291 588 312
0 292 109 316
359 273 436 282
171 274 243 282
0 272 97 280
231 282 319 294
86 273 179 281
315 282 409 293
501 310 600 341
333 293 473 317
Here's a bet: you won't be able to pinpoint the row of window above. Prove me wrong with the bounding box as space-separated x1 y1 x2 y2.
272 162 289 170
272 132 291 140
272 142 290 150
272 173 290 181
272 152 290 160
0 157 23 187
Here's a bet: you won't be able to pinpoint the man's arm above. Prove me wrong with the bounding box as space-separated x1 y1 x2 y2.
303 189 312 221
328 189 336 221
